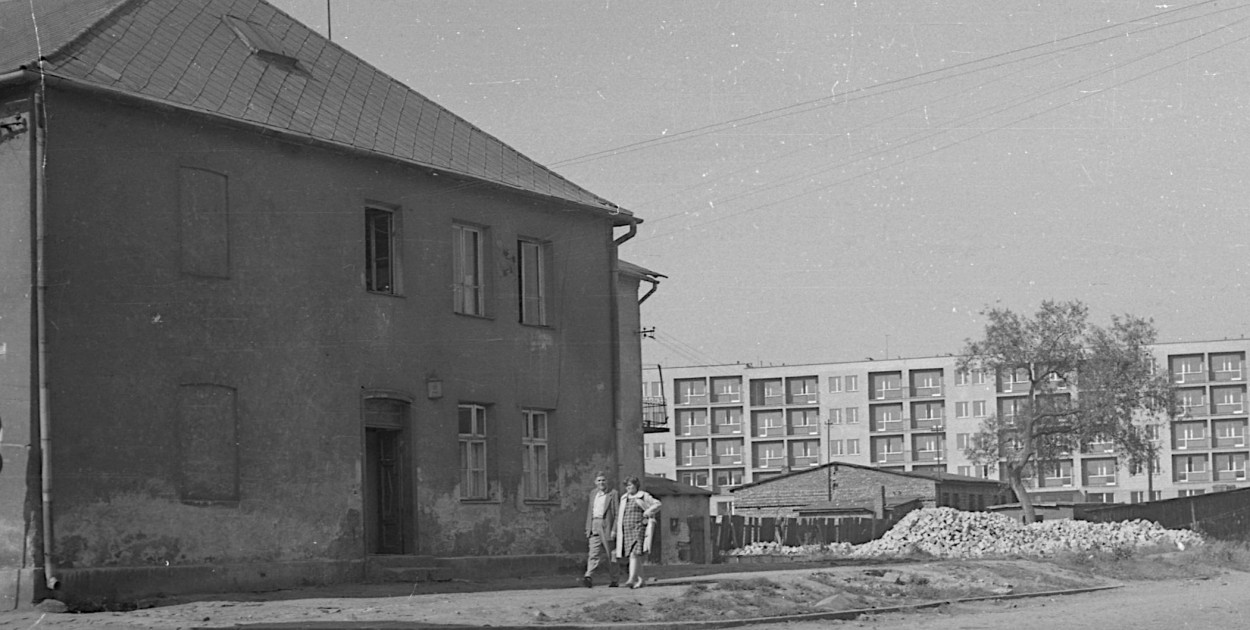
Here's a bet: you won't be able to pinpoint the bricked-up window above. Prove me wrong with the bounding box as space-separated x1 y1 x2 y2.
365 207 396 294
177 384 238 503
518 239 548 325
178 167 229 278
522 409 549 500
459 404 488 499
453 223 486 316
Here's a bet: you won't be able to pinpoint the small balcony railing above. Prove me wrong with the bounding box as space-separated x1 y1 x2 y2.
755 456 786 469
1214 468 1247 482
911 418 944 432
875 452 906 464
1176 470 1210 483
1173 371 1208 385
791 456 819 468
755 425 786 438
712 422 742 435
1174 436 1208 450
1211 368 1245 383
788 424 820 436
712 453 743 466
1214 434 1246 448
1084 474 1117 486
911 385 943 398
679 455 710 467
871 419 905 433
911 449 946 463
678 424 710 437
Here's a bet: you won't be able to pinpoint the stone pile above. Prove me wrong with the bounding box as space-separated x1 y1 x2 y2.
729 507 1203 559
851 507 1203 559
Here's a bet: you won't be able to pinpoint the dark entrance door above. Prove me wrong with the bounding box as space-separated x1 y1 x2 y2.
363 396 410 555
365 428 404 554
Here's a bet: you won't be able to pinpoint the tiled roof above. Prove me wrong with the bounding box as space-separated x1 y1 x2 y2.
0 0 631 219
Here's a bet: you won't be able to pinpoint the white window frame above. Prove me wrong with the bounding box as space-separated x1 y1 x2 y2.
458 404 488 500
453 223 486 316
517 239 548 326
365 206 398 294
956 401 970 418
845 375 859 392
522 409 549 500
828 376 842 393
845 439 860 455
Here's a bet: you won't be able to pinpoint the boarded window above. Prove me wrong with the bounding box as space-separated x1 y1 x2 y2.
178 384 239 502
179 167 229 278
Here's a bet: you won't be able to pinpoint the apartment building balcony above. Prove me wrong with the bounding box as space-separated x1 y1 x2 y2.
911 417 944 432
790 455 820 468
1214 435 1246 449
676 424 710 437
871 388 905 401
911 449 946 463
1212 402 1246 416
1038 476 1074 488
755 425 787 438
678 455 711 468
873 452 906 465
1173 371 1208 385
1180 404 1210 418
1083 474 1117 487
712 422 743 436
1174 437 1209 451
712 454 743 466
1211 368 1245 383
1214 468 1247 482
753 457 787 470
910 385 943 398
788 424 821 437
1175 470 1211 483
871 420 906 433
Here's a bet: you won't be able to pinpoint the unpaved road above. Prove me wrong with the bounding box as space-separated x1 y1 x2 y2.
3 561 1247 629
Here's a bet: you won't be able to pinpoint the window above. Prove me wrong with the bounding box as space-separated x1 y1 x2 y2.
956 433 970 450
830 440 844 456
522 410 549 500
675 379 708 405
517 239 548 325
458 404 488 499
956 370 969 386
711 377 742 403
714 439 743 465
645 442 667 459
956 402 970 418
712 407 742 434
1170 355 1205 383
179 167 231 279
1179 489 1206 497
828 376 842 393
678 471 710 488
845 407 859 424
845 375 859 392
790 440 820 467
365 207 396 294
676 409 709 436
972 400 987 417
1086 492 1114 503
845 439 860 455
453 224 485 315
715 469 744 490
786 376 819 404
827 408 842 424
754 442 785 468
679 440 710 466
788 408 820 435
753 410 785 437
751 379 784 406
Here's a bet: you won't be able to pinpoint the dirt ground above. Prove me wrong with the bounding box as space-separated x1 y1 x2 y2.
2 557 1247 629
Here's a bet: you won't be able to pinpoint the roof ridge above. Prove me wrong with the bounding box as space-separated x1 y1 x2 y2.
35 0 141 70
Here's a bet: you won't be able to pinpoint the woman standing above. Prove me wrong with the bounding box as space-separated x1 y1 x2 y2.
614 476 662 589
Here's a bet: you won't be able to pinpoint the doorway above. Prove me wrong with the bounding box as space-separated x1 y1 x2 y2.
363 396 411 555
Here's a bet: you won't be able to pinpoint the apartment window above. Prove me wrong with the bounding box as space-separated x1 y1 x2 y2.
453 224 486 315
679 440 710 466
972 400 987 417
753 410 785 437
754 442 785 469
676 379 708 405
712 407 742 433
957 465 971 477
1083 458 1117 486
845 375 859 392
645 442 667 459
845 439 860 455
1171 355 1205 383
714 439 743 465
711 377 742 403
676 409 709 436
827 408 842 424
830 440 844 456
828 376 842 393
679 471 710 489
517 239 548 325
788 408 820 435
956 433 970 450
790 440 820 467
845 407 859 424
1179 489 1206 497
522 410 549 500
1086 492 1114 504
956 370 969 386
956 402 970 419
458 404 488 499
714 468 744 490
751 379 784 406
786 376 819 405
365 207 396 294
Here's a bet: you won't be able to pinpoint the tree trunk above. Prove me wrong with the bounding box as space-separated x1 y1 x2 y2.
1008 467 1035 523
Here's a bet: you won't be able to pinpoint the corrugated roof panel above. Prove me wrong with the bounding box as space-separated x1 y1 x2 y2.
0 0 632 218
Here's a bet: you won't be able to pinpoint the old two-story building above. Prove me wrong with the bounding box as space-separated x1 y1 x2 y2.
0 0 655 608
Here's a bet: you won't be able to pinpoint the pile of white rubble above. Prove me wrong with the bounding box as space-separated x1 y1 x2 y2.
731 507 1204 559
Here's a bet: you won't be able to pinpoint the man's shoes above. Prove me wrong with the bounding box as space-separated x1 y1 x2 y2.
581 576 592 588
609 580 619 588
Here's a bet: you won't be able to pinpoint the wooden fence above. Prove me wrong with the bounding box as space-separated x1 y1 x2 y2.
708 515 894 560
1078 486 1250 542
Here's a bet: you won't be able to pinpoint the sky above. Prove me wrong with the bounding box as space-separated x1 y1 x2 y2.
269 0 1250 369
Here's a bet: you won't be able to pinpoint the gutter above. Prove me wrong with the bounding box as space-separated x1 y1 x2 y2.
609 219 639 482
31 87 58 590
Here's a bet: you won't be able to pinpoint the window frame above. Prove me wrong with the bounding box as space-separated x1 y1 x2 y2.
521 409 550 501
453 223 487 316
458 403 489 500
365 206 399 295
517 238 549 326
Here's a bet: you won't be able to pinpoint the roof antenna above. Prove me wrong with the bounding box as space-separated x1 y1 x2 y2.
326 0 333 41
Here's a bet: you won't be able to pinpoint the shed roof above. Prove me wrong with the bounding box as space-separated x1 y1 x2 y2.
0 0 632 221
644 475 713 497
733 460 1009 493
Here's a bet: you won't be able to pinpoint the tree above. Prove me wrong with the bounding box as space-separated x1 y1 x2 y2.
958 300 1176 523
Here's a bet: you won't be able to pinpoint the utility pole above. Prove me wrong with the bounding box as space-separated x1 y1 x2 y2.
326 1 333 41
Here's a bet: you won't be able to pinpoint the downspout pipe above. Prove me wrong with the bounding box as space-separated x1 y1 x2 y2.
32 88 58 591
609 218 638 483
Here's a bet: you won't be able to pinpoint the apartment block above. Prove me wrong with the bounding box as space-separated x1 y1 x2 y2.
643 339 1250 514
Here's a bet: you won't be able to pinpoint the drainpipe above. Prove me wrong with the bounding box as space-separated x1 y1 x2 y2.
32 89 58 591
609 217 638 483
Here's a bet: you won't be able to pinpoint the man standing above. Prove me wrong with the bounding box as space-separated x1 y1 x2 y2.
582 471 619 587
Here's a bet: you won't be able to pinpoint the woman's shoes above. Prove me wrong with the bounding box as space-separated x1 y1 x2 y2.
627 578 644 589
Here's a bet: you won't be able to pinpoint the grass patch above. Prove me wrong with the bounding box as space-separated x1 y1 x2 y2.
1041 541 1250 582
